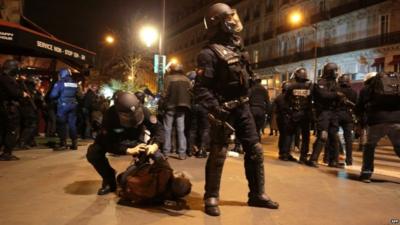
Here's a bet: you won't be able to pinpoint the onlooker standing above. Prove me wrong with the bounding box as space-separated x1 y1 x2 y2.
82 84 99 139
162 62 191 160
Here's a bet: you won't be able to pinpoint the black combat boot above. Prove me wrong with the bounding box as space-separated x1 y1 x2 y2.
70 139 78 150
195 148 208 158
204 197 220 216
306 140 324 168
245 144 279 209
97 180 117 195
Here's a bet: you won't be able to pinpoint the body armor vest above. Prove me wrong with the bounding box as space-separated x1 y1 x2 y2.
208 44 251 101
287 80 312 112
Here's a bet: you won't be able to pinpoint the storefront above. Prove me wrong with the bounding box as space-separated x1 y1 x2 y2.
0 19 95 78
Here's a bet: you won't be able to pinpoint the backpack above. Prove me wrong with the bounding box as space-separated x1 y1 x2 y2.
369 72 400 109
117 154 172 203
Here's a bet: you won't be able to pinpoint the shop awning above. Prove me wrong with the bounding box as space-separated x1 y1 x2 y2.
371 57 385 67
389 55 400 65
0 19 95 70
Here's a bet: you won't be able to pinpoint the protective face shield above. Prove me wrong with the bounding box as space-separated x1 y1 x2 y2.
291 67 308 82
59 68 72 79
170 171 192 198
204 3 243 34
115 92 144 128
322 63 339 80
338 74 351 87
2 60 20 77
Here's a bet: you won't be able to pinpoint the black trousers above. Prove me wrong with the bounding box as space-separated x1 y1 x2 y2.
281 111 311 160
19 112 38 146
86 143 124 186
0 106 20 154
205 103 265 200
189 104 210 150
250 106 265 139
309 110 339 162
338 110 353 164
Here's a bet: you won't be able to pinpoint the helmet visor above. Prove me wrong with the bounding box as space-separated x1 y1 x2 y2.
224 9 243 33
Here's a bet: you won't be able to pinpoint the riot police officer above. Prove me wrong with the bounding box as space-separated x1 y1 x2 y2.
356 72 400 183
194 3 278 216
86 92 164 195
18 76 41 149
306 63 343 168
281 68 313 163
50 68 79 150
0 60 24 161
337 74 357 165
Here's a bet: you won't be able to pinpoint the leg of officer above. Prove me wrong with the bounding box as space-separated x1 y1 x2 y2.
236 105 278 209
67 104 78 150
204 121 228 216
342 121 354 165
1 110 20 160
360 124 386 182
196 105 209 158
55 105 68 149
299 118 310 163
307 111 330 167
387 124 400 158
86 143 116 194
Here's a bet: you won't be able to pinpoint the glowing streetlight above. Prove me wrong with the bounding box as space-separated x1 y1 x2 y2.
289 11 303 26
140 26 159 47
105 35 115 45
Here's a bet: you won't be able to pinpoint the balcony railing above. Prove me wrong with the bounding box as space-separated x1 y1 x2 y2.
255 31 400 69
276 0 387 35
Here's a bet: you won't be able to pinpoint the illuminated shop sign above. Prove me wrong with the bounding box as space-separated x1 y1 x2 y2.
0 31 14 41
36 40 86 61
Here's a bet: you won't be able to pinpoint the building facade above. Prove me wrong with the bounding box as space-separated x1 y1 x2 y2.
165 0 400 98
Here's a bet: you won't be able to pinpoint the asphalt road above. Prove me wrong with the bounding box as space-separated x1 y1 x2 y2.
0 138 399 225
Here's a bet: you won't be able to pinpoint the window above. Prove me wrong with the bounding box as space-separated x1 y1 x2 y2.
296 36 305 53
380 14 389 36
372 57 385 72
280 40 288 57
319 0 326 13
390 55 400 73
253 50 259 64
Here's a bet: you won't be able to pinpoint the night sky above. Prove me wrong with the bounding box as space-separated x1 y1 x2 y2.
24 0 162 53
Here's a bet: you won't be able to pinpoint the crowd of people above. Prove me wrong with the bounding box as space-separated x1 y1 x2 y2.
1 2 400 218
0 61 109 160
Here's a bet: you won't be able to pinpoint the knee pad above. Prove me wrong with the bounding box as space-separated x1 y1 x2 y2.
244 143 264 163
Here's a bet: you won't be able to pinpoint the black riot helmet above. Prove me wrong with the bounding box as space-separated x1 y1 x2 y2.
291 67 308 82
114 92 144 128
204 3 243 36
338 74 351 87
322 63 339 80
2 59 20 77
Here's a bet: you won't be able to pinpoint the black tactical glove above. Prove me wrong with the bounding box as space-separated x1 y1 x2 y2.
211 105 230 121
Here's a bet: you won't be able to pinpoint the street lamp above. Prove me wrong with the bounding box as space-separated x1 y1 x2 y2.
105 35 115 45
288 11 319 82
139 26 159 48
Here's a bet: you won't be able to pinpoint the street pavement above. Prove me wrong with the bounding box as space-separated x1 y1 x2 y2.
0 136 399 225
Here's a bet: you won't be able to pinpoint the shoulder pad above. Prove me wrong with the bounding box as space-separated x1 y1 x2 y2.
208 44 240 65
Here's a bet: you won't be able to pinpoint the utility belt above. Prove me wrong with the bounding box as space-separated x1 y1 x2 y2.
222 96 249 110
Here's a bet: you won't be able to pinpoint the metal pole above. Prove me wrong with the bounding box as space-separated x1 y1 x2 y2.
157 0 166 94
313 25 318 82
